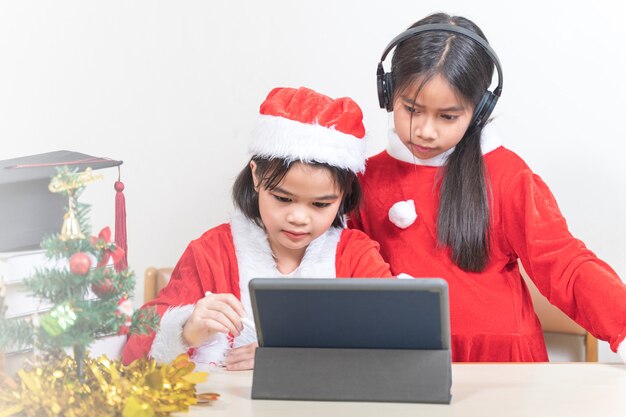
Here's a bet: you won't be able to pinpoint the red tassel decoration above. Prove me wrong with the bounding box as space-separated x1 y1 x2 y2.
114 177 128 272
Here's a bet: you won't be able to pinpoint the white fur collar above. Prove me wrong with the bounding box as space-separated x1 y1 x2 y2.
150 210 343 367
386 115 502 166
229 209 342 346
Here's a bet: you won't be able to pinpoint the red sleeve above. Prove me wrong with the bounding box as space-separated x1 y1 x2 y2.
502 170 626 351
335 229 392 278
121 224 239 364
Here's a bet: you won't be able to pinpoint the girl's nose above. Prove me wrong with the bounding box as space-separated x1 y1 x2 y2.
286 208 309 225
414 116 437 141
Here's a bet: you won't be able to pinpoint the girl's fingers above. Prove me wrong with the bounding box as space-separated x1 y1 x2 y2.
210 304 242 333
186 313 237 348
226 343 258 361
203 318 230 335
213 293 247 318
225 343 258 371
197 296 244 333
204 310 240 336
185 292 248 347
226 358 255 371
201 293 246 320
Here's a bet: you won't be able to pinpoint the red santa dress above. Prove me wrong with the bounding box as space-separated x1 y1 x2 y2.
351 123 626 362
122 209 392 366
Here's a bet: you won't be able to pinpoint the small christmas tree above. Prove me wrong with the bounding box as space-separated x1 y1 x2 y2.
0 167 158 380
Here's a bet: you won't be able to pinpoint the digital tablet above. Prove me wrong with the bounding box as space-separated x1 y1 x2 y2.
249 278 450 350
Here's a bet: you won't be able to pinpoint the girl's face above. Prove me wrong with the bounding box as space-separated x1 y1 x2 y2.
393 74 474 160
251 161 344 264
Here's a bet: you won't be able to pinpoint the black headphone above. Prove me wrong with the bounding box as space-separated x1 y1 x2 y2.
377 23 503 130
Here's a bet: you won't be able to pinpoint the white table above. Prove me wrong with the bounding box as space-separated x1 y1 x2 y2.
181 363 626 417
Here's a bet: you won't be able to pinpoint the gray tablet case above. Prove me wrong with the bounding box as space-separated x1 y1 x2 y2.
249 278 452 404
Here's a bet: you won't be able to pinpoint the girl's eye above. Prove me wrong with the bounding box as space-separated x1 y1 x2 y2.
441 114 458 121
404 105 417 114
273 195 291 203
313 202 331 208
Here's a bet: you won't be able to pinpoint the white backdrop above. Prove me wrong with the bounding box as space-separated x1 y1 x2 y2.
1 1 624 361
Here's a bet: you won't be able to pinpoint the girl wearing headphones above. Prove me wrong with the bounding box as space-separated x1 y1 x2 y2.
350 12 626 362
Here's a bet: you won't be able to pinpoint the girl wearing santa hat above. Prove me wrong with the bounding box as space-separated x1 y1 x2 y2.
122 87 392 370
351 12 626 362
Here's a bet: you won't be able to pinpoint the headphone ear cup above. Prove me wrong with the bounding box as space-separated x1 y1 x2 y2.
481 93 499 127
377 70 395 112
377 70 387 110
470 91 498 130
383 73 394 112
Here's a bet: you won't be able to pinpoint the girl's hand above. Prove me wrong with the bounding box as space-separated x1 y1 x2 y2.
182 292 246 348
225 342 258 370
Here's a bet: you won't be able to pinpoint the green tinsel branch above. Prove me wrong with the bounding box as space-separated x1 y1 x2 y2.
0 317 34 352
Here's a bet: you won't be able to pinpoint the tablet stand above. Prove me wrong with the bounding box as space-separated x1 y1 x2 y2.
251 346 451 403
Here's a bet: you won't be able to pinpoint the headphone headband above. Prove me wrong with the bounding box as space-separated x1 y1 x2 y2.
377 23 503 126
378 23 503 95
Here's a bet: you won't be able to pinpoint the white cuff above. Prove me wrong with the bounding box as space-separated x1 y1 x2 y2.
618 339 626 363
396 273 414 280
149 304 194 364
192 333 230 366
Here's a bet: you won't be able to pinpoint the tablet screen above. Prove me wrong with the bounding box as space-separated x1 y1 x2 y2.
250 278 450 350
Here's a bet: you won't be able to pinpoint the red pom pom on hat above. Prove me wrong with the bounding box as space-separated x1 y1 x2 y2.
249 87 367 173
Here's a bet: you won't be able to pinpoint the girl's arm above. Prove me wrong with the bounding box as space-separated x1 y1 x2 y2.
122 225 242 365
502 169 626 355
336 229 393 278
121 245 208 365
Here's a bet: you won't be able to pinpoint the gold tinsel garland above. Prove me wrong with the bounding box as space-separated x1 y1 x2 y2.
0 353 216 417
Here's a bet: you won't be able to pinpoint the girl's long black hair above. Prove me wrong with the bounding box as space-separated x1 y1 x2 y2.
391 13 495 272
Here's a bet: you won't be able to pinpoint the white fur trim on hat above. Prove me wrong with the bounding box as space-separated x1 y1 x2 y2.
249 115 366 173
389 200 418 229
150 304 194 364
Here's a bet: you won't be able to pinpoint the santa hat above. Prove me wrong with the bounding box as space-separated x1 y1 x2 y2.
248 87 367 173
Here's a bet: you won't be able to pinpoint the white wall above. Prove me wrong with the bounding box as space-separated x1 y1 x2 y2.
1 1 624 362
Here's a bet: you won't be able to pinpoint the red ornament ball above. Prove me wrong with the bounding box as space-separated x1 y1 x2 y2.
92 277 115 297
69 252 92 276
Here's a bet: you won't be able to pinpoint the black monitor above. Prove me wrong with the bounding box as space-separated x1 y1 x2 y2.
249 278 450 350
